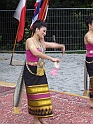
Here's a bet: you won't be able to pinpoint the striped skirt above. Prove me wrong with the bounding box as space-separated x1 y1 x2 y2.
86 57 93 77
86 57 93 99
23 64 53 117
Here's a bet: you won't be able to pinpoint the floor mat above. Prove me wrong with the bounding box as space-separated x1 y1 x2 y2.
0 90 93 124
0 86 15 94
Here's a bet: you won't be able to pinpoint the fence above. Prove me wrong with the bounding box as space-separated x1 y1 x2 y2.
0 8 93 52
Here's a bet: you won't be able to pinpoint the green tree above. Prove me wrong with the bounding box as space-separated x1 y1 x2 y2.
1 0 93 10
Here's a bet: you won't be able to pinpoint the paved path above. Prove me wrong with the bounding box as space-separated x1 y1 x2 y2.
0 53 87 95
1 53 93 124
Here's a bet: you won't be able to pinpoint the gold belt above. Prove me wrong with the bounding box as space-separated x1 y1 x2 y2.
86 60 93 64
26 62 45 76
26 61 38 66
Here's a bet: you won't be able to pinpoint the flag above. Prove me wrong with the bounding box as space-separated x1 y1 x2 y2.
14 0 27 42
30 0 43 28
30 0 49 29
38 0 49 21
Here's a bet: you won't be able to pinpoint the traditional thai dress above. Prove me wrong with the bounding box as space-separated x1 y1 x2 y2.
86 43 93 99
23 48 53 118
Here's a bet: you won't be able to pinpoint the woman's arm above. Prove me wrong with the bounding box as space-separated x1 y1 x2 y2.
44 42 65 55
26 38 60 62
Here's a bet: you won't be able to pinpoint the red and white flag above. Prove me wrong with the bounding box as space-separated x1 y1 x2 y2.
14 0 27 42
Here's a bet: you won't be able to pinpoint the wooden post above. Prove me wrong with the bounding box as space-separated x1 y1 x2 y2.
10 24 19 65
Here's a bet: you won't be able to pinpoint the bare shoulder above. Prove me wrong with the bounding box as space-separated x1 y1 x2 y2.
84 32 89 38
26 38 35 44
26 38 32 42
84 32 93 44
26 38 35 50
84 33 87 40
84 32 88 44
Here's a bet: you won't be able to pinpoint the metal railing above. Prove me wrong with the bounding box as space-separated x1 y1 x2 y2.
0 8 92 96
0 8 93 52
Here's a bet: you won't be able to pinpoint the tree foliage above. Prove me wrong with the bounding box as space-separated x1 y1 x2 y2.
0 0 93 10
49 0 93 8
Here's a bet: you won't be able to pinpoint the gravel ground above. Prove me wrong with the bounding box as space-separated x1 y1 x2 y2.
0 53 88 96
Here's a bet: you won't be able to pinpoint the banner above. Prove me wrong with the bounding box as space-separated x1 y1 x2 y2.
14 0 27 42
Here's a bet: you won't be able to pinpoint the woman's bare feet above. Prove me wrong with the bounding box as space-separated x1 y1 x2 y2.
33 117 41 124
88 99 93 108
38 118 49 124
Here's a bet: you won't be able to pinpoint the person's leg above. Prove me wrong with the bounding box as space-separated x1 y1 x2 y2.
88 76 93 107
38 118 49 124
33 116 41 124
33 117 49 124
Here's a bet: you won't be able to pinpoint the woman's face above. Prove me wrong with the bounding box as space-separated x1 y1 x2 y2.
37 26 47 39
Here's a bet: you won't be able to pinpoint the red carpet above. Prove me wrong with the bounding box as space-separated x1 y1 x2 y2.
0 87 93 124
0 86 15 94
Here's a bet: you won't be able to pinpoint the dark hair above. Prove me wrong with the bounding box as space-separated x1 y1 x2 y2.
31 20 47 35
85 15 93 28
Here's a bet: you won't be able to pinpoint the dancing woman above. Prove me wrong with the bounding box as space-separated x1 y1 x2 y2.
23 20 65 124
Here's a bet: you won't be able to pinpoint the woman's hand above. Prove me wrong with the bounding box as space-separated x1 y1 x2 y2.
50 57 60 62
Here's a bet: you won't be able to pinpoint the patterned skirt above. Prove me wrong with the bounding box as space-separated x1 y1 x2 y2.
23 64 53 117
86 57 93 77
86 57 93 99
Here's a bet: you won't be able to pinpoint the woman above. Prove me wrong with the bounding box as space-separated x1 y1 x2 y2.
23 20 65 124
84 16 93 108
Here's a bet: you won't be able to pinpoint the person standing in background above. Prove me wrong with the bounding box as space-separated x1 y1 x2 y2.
84 15 93 108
